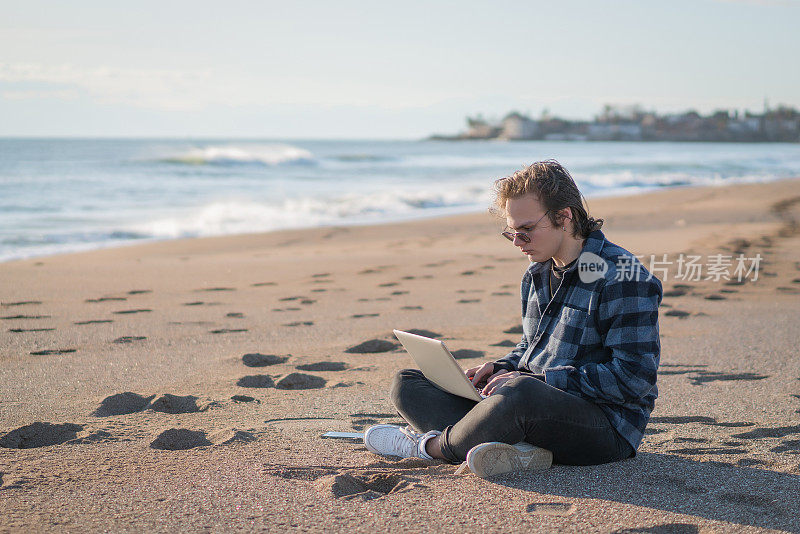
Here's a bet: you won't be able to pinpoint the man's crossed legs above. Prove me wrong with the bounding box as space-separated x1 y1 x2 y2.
364 369 632 476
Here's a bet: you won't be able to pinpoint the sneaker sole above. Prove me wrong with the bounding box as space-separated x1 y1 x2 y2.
466 442 552 478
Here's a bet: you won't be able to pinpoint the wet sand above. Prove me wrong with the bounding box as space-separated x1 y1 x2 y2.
1 178 799 532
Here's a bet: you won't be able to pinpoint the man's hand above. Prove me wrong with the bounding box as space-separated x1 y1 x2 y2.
482 371 523 396
465 362 500 389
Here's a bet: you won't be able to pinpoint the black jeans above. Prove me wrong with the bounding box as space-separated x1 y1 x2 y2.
390 368 634 465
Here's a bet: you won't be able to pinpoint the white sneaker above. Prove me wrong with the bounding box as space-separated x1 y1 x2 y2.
466 441 552 478
363 424 440 459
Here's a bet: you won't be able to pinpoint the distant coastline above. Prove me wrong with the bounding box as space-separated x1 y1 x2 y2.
429 104 800 143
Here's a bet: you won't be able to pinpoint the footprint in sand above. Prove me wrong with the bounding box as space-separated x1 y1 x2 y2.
2 314 50 320
313 471 418 501
196 287 236 292
149 394 213 414
687 371 768 386
777 286 800 294
127 289 152 295
9 327 55 332
457 299 481 304
351 418 378 431
30 348 76 355
650 415 755 428
663 288 689 297
401 306 423 310
242 353 288 367
311 289 327 293
300 299 316 305
491 292 513 296
283 321 313 327
237 375 275 388
112 309 151 315
93 392 154 416
351 313 380 319
732 424 800 439
669 446 748 455
296 362 348 372
252 282 276 287
0 422 95 449
0 423 73 448
312 273 331 278
725 279 746 286
279 296 305 302
345 339 398 354
210 328 248 334
1 300 42 307
74 319 113 325
390 291 409 295
664 310 691 318
112 336 147 343
491 340 517 347
85 297 126 303
275 373 326 390
704 294 727 300
650 415 716 425
273 307 302 312
504 325 523 334
149 428 255 450
183 301 205 306
226 312 245 318
770 439 800 453
231 395 260 403
460 271 476 276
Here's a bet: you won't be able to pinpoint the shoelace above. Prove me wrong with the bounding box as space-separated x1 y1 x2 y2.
391 426 422 457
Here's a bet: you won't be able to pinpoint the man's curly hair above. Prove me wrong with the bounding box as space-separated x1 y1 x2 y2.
491 159 603 239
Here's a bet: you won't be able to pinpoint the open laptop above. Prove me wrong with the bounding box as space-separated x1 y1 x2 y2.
393 329 486 402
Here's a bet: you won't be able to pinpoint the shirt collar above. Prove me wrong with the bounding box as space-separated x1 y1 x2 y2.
529 229 607 275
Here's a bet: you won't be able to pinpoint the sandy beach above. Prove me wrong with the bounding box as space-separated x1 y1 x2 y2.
2 177 799 533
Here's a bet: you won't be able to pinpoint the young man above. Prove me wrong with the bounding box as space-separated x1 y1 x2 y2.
364 160 662 477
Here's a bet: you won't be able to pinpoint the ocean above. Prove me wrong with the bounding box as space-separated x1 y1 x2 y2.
2 138 799 263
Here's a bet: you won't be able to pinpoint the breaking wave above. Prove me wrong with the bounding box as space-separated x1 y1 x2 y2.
160 144 315 166
132 186 488 240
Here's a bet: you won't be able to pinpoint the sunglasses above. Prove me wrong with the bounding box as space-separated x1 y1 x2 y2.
501 211 551 243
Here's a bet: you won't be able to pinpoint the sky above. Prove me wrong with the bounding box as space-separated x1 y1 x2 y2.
1 0 798 138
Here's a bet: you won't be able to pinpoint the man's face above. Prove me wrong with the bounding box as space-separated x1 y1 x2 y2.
505 194 564 262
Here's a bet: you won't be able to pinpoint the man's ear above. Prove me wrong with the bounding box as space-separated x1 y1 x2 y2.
556 207 573 225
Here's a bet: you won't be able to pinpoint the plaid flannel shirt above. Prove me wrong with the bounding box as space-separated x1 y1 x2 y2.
495 229 662 452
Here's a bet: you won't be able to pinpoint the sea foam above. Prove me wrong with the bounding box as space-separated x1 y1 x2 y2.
161 144 315 166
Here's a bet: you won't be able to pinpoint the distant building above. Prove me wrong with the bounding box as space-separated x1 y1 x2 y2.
499 112 539 140
429 103 800 143
464 115 500 139
587 123 642 141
